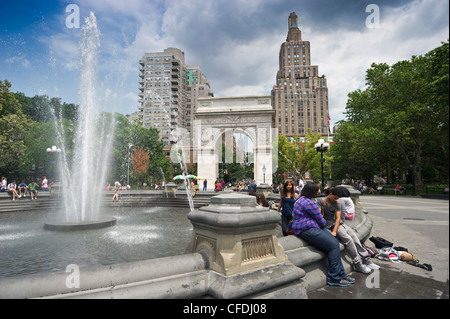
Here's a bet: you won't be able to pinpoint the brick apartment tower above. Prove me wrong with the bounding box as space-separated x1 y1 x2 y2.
138 48 213 156
271 12 330 137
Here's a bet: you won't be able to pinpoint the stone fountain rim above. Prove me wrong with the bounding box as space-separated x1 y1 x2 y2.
44 217 117 231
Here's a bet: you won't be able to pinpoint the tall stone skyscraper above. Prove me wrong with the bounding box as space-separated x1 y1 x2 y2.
271 12 330 137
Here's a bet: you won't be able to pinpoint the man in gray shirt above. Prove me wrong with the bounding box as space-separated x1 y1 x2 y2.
317 188 379 274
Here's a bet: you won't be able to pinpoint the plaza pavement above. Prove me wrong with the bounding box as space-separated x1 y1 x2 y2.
308 195 449 299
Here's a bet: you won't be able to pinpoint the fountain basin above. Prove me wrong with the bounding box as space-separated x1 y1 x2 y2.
44 217 117 231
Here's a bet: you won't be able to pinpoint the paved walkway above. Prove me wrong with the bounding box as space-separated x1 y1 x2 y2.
308 195 449 299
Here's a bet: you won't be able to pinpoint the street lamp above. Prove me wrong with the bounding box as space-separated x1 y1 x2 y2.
127 143 133 187
409 163 416 196
262 165 266 184
314 139 329 191
46 146 61 181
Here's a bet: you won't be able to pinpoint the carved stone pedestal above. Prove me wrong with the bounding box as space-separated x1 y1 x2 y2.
186 192 306 298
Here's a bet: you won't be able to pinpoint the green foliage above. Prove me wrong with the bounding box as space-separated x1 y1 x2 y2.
1 80 22 116
1 82 171 185
276 130 330 183
332 40 449 191
0 81 34 176
106 114 170 185
14 93 78 123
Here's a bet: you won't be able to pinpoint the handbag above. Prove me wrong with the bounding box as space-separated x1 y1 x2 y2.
345 212 355 220
399 251 415 261
379 246 400 261
369 236 393 248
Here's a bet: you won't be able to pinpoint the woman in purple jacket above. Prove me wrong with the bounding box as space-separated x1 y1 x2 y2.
291 183 354 287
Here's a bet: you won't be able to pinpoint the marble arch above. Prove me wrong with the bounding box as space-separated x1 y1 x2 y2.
193 95 276 189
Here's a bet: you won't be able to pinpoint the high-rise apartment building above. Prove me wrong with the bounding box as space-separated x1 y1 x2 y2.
138 47 213 153
271 12 330 137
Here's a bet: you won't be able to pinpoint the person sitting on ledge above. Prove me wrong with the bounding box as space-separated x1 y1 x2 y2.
291 183 355 287
7 180 19 201
41 176 49 191
248 180 257 195
317 188 379 274
256 192 269 207
18 181 28 197
0 177 6 192
394 184 405 194
28 181 39 201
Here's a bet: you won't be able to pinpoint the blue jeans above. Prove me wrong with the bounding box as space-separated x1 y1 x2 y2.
281 215 292 236
299 227 347 282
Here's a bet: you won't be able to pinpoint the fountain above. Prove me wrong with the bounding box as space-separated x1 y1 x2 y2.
44 12 116 231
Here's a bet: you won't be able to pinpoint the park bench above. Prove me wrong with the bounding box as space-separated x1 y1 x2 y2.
378 187 405 195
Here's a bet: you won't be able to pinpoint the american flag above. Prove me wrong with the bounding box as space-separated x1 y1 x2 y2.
327 114 331 134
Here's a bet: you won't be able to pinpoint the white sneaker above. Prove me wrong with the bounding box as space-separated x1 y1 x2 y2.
365 261 380 270
355 263 372 274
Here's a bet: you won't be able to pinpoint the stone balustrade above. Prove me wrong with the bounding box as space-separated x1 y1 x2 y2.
0 186 372 299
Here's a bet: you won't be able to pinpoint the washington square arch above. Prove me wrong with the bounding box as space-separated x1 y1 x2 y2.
188 95 277 189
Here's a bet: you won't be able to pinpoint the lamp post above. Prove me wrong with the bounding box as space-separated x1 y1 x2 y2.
314 139 329 191
262 165 266 184
409 163 416 196
127 143 133 187
46 146 61 181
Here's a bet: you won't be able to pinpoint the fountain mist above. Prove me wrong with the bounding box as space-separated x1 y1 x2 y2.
56 12 114 222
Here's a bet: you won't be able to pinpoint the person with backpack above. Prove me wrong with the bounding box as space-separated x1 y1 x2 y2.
214 180 222 192
318 188 380 274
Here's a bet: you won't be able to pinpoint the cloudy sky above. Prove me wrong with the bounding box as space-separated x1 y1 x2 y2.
1 0 448 125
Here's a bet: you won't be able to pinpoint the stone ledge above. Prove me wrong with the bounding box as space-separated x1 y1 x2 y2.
207 262 306 299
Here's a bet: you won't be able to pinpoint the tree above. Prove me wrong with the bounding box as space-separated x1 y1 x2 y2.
0 80 34 176
276 130 327 182
333 41 449 190
131 147 150 186
18 119 76 181
129 119 171 184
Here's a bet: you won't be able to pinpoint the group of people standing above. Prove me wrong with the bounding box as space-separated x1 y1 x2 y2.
1 176 49 201
276 181 379 287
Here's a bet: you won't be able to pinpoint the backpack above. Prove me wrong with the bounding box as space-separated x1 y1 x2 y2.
369 236 393 248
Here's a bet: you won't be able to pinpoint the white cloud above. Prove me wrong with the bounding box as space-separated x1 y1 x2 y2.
306 0 449 124
5 55 30 68
8 0 446 118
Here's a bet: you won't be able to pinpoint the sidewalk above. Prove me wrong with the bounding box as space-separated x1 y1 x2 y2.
308 260 449 299
308 196 449 299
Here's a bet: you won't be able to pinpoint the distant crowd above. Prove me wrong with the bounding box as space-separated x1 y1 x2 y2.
1 176 52 201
